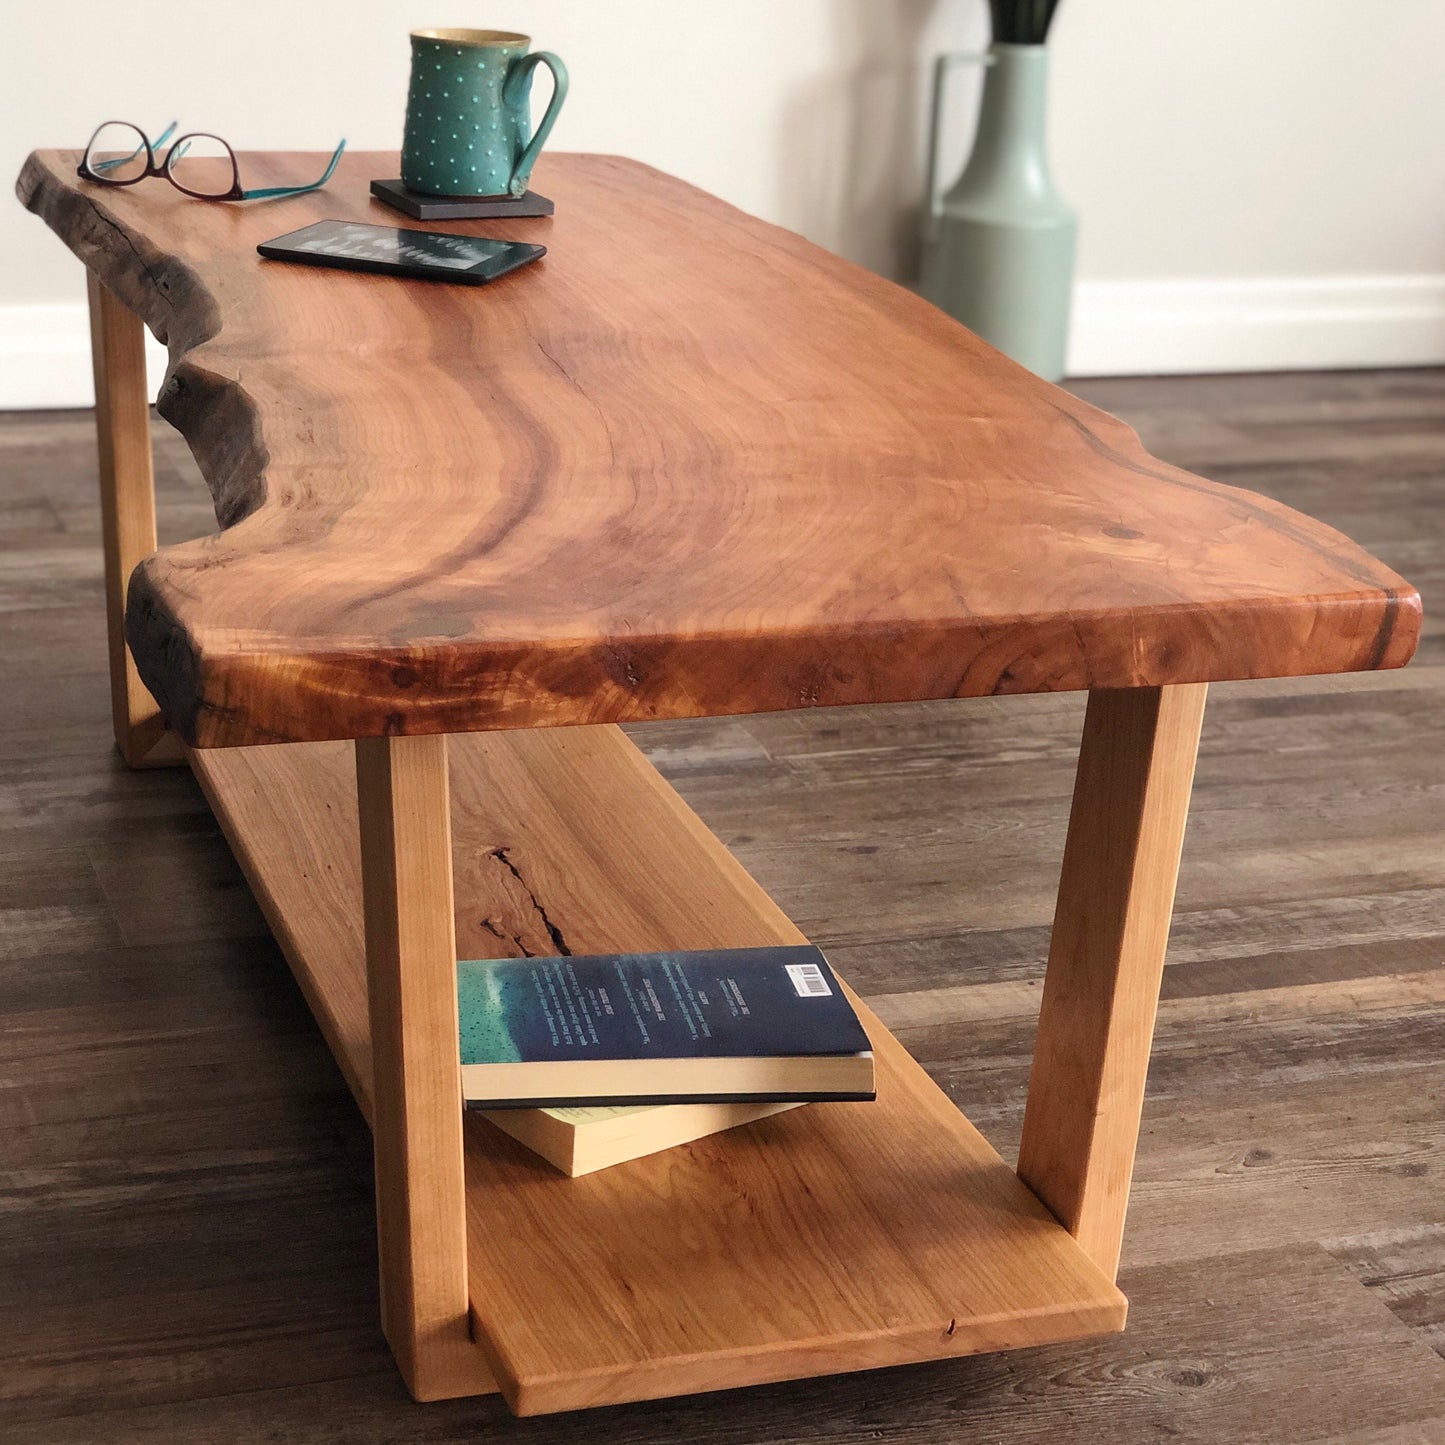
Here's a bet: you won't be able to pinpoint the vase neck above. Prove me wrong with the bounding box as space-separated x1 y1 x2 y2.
950 43 1057 199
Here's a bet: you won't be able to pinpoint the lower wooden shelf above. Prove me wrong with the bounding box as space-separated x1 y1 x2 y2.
190 723 1124 1415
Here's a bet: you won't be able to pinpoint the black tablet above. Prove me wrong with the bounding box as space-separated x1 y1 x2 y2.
257 219 546 285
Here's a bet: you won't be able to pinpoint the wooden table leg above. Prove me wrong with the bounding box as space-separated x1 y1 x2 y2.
1017 683 1207 1279
85 273 183 769
354 733 496 1402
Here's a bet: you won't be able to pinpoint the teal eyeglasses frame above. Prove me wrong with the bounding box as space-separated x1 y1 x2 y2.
79 121 346 201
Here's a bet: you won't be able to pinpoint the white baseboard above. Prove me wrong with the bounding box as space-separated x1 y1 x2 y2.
4 275 1444 409
0 303 168 410
1068 274 1445 377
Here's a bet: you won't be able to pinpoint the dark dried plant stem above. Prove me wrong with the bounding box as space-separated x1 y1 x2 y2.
989 0 1063 45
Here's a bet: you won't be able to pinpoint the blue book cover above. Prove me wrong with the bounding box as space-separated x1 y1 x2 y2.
458 945 874 1107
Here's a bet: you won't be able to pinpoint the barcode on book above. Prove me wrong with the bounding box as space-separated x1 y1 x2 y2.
786 962 832 998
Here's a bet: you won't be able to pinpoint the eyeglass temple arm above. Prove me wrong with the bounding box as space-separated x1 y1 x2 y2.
240 139 347 199
89 120 179 174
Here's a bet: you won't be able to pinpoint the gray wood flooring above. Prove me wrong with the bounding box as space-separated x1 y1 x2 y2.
1 369 1442 1441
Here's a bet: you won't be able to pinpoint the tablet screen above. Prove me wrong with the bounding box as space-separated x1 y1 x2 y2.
283 221 521 271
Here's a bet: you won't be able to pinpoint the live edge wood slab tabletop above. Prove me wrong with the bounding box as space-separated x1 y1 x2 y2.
18 148 1417 749
17 147 1422 1417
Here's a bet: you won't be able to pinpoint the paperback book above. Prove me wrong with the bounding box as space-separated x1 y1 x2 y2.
459 945 874 1108
479 1099 804 1177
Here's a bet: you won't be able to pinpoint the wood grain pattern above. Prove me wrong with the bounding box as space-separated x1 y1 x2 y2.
18 149 1420 748
4 370 1441 1441
188 726 1125 1414
1017 684 1207 1278
353 735 494 1402
85 274 184 768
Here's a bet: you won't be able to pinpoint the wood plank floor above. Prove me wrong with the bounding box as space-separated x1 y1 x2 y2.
2 369 1443 1441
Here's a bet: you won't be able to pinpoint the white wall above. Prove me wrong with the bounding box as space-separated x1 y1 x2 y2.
3 0 1443 406
1047 0 1445 373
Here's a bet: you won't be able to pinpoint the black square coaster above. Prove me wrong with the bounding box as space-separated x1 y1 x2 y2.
370 179 555 221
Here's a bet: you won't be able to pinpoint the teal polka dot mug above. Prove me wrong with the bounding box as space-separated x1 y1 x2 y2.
402 29 569 198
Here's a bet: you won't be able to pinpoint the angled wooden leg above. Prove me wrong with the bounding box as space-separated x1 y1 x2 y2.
1017 683 1207 1280
86 273 184 769
354 734 497 1402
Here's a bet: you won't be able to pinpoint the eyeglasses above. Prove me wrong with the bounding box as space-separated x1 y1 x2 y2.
78 121 346 201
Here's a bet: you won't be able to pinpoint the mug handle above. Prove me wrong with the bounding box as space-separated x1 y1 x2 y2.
505 51 569 198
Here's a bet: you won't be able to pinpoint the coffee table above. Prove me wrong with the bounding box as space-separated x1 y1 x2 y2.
18 148 1420 1416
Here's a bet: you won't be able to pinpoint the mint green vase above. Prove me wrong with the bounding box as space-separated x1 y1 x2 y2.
922 43 1077 381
